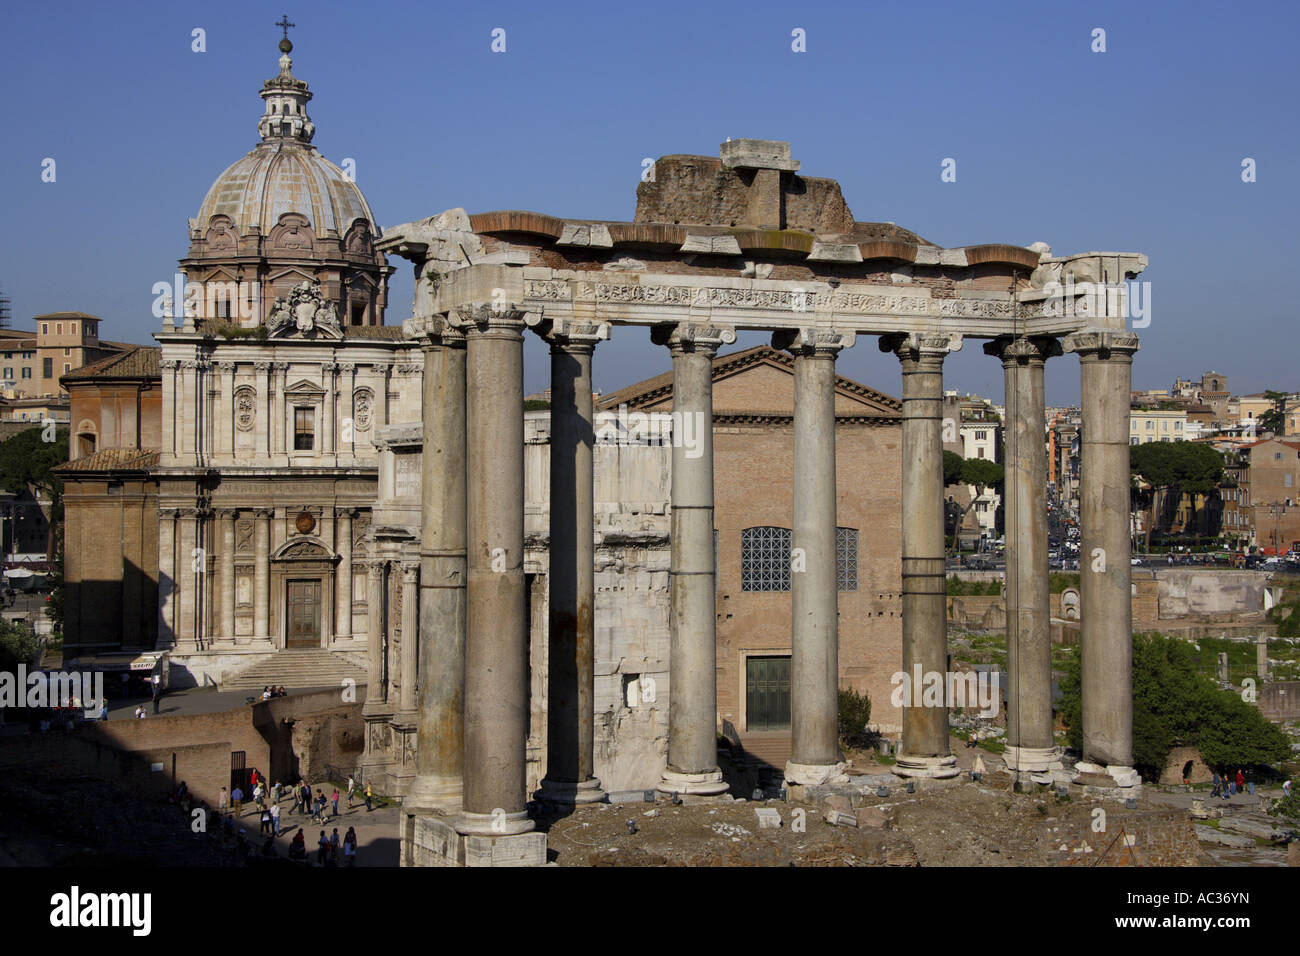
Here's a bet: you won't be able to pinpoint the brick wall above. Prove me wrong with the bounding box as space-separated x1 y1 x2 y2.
1055 808 1202 866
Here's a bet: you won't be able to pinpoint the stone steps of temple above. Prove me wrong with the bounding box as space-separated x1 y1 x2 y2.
738 732 793 773
219 650 367 693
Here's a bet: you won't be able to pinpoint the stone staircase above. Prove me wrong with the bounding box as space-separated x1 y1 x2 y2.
219 649 367 694
737 731 793 795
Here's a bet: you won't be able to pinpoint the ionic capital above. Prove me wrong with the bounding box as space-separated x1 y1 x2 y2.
650 321 737 357
879 332 963 365
1062 329 1140 360
772 327 855 358
983 335 1063 366
450 302 531 336
409 314 467 349
535 317 611 352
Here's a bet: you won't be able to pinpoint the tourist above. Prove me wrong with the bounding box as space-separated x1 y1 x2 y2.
270 801 281 837
261 686 272 701
151 673 162 715
364 782 373 812
1211 771 1221 798
331 787 340 817
260 807 272 836
1283 779 1293 799
99 699 109 721
261 835 276 858
1235 769 1245 795
346 775 356 809
343 827 357 867
317 830 330 865
219 786 228 812
253 782 265 809
231 785 244 817
300 781 312 816
289 830 306 861
330 827 341 864
134 705 146 719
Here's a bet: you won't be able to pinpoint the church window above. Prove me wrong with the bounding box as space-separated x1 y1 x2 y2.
78 432 96 457
836 527 859 592
43 358 52 378
41 324 48 335
351 303 365 326
742 527 791 592
294 407 315 450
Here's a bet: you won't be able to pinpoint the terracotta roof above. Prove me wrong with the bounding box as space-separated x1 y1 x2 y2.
54 448 160 473
62 345 161 382
597 344 900 416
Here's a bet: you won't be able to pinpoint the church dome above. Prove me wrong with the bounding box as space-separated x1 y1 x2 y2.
193 37 378 240
197 144 376 239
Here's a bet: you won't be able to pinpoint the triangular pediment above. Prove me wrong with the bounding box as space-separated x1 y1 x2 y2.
597 345 900 418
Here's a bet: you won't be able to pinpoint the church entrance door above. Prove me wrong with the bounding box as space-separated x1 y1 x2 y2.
285 579 322 648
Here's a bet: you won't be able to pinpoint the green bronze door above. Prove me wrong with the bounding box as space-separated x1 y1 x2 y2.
746 655 792 732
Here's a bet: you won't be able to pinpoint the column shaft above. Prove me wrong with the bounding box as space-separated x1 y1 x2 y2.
254 509 271 643
654 323 732 795
883 333 961 778
459 306 533 834
220 511 236 644
336 510 353 641
410 333 468 812
1066 331 1140 777
366 562 386 704
987 337 1060 773
783 332 852 784
539 327 605 805
399 564 419 712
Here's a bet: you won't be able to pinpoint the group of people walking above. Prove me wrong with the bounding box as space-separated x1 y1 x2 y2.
1211 768 1254 799
213 771 373 866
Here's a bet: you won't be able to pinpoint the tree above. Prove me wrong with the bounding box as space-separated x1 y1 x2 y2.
944 456 1003 552
1130 441 1223 549
943 450 964 487
1259 390 1287 436
1059 632 1290 780
0 425 69 557
0 618 39 673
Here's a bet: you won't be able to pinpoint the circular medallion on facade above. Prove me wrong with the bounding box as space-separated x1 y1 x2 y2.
295 511 316 535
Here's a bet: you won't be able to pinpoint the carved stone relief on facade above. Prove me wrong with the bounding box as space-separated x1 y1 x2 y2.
352 388 374 431
235 516 254 554
234 386 257 431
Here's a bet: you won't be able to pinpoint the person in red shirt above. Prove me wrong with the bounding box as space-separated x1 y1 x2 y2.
1235 769 1245 793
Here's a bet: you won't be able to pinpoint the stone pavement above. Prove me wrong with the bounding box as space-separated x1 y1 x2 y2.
223 791 400 866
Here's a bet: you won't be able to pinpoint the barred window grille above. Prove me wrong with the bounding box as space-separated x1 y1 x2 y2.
741 526 792 591
836 527 858 592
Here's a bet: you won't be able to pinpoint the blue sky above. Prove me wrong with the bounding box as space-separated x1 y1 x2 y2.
2 0 1296 404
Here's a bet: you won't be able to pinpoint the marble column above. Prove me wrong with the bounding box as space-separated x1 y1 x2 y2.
366 560 387 706
454 303 534 835
219 362 236 458
881 332 962 778
179 363 197 458
220 509 237 645
254 508 272 645
1064 330 1140 785
652 321 735 796
538 319 610 806
273 362 289 456
408 325 468 813
322 362 337 457
399 561 420 713
340 363 357 460
256 362 272 460
985 336 1062 775
335 509 354 642
778 329 854 786
160 361 178 461
158 507 177 649
177 509 198 649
